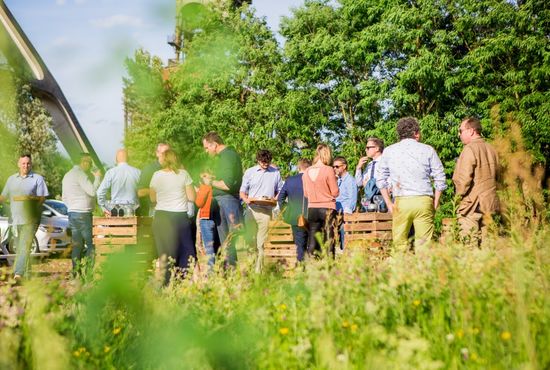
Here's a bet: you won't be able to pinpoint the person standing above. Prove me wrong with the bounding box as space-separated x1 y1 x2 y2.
202 132 243 267
333 156 357 250
453 117 499 247
62 153 102 277
150 149 196 283
0 154 49 281
278 158 311 262
376 117 447 253
195 167 220 271
137 143 170 216
97 149 141 216
355 138 385 211
302 144 339 258
240 150 283 272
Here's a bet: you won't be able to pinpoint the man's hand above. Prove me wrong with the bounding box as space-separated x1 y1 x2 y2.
92 169 102 178
357 156 369 169
103 209 111 217
386 202 395 214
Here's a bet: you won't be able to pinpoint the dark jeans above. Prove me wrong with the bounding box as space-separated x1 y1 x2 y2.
13 223 38 277
153 211 196 282
214 195 243 266
200 218 220 269
307 208 337 258
291 225 308 262
69 212 94 275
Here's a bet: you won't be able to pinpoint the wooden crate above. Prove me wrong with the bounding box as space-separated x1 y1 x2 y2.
343 212 393 248
264 220 297 267
93 217 154 260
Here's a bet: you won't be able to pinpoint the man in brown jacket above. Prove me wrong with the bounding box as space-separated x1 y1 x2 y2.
453 117 500 247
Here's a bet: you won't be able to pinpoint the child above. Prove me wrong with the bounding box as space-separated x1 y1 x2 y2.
195 169 220 270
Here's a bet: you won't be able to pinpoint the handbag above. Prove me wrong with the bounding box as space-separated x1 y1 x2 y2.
297 194 308 229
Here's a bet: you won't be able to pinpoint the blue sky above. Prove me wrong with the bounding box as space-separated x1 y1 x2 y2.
5 0 304 165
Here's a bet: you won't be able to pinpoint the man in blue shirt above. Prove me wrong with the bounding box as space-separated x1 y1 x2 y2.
240 149 283 272
376 117 447 253
333 156 357 250
277 158 311 262
97 149 141 216
0 154 49 281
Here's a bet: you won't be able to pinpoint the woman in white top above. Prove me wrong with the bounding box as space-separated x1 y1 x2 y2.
150 149 196 282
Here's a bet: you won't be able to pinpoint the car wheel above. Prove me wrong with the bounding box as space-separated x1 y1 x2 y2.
7 235 40 254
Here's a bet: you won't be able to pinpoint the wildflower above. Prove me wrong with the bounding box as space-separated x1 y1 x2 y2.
350 324 358 333
456 329 464 339
342 320 350 328
413 299 421 307
336 353 346 362
113 327 122 335
104 346 111 353
279 304 287 311
279 327 289 335
500 331 512 341
460 347 469 361
446 333 454 342
471 353 478 361
73 351 80 357
471 327 479 335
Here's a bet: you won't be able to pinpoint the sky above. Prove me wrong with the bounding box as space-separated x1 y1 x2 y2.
5 0 304 166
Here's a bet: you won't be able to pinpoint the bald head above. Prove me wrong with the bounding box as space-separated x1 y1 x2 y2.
116 149 128 164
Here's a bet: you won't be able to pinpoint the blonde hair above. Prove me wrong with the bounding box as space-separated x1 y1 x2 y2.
313 143 332 165
161 149 180 172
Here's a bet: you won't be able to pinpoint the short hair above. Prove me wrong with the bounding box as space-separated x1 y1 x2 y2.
203 132 224 145
333 156 347 166
19 154 31 160
297 158 311 170
79 153 92 163
256 149 272 163
161 149 180 172
462 117 482 135
366 137 384 152
396 117 420 140
314 143 332 166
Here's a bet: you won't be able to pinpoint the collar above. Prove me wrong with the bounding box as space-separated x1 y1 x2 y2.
255 165 274 172
17 171 34 179
117 162 128 166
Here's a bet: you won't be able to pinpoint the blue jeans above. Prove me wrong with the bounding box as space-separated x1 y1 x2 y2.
13 223 38 277
200 218 220 269
291 225 308 262
69 212 94 275
215 195 243 266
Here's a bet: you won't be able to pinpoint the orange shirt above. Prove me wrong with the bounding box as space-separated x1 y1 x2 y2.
302 164 339 209
195 184 213 219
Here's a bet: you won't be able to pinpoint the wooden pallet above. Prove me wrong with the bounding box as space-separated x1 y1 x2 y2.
343 212 393 249
93 217 153 260
264 220 297 267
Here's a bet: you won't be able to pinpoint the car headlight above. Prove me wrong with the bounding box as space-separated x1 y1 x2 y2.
39 225 64 233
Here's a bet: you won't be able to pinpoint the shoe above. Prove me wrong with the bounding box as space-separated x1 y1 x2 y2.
12 274 22 285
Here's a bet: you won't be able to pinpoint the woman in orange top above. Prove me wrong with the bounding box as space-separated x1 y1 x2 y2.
302 144 339 257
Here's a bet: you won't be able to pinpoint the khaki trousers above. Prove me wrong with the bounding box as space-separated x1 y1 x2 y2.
245 206 272 272
392 196 434 253
458 211 488 248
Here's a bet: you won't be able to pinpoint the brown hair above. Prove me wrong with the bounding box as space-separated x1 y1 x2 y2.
367 137 384 152
161 149 180 172
297 158 311 171
313 143 332 165
396 117 420 140
202 132 224 145
462 117 482 135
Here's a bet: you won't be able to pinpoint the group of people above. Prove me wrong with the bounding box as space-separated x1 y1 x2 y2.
0 116 499 281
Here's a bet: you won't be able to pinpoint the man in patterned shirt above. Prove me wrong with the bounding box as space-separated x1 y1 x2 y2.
376 117 447 253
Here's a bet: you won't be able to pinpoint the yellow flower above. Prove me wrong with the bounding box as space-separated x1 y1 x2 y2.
350 324 358 333
456 329 464 339
471 353 478 361
471 327 480 335
73 351 81 357
413 299 421 307
104 346 111 353
342 320 350 328
501 331 512 341
279 304 287 311
113 327 122 335
279 327 289 335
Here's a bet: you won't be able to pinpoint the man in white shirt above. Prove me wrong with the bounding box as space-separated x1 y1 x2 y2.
62 153 101 276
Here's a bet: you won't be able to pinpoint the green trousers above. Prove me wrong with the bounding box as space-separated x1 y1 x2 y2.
392 196 434 253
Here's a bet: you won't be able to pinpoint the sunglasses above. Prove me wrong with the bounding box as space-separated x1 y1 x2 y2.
333 165 344 168
366 146 376 149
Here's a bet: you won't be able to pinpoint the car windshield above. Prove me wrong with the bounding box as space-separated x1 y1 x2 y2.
46 201 68 216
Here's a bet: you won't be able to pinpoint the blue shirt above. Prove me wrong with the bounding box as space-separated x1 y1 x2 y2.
375 139 447 197
336 172 357 214
1 171 49 225
240 165 283 209
97 162 141 210
354 158 380 187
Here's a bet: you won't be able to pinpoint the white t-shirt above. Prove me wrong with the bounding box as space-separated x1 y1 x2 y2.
150 169 193 212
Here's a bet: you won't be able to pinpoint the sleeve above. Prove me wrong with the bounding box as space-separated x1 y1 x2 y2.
327 169 339 198
149 172 159 191
219 151 242 192
183 170 193 187
354 169 363 187
452 147 475 196
96 170 112 208
36 176 49 197
429 148 447 192
375 155 390 190
275 171 283 195
302 173 309 199
239 168 251 194
79 172 99 197
347 177 358 213
277 181 289 209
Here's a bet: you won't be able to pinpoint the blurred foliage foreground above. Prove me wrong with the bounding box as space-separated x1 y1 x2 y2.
0 207 548 369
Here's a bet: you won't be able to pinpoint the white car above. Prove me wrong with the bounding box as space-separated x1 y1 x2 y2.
0 199 71 256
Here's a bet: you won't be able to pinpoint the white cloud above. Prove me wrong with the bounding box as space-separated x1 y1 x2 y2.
89 14 144 29
55 0 67 5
